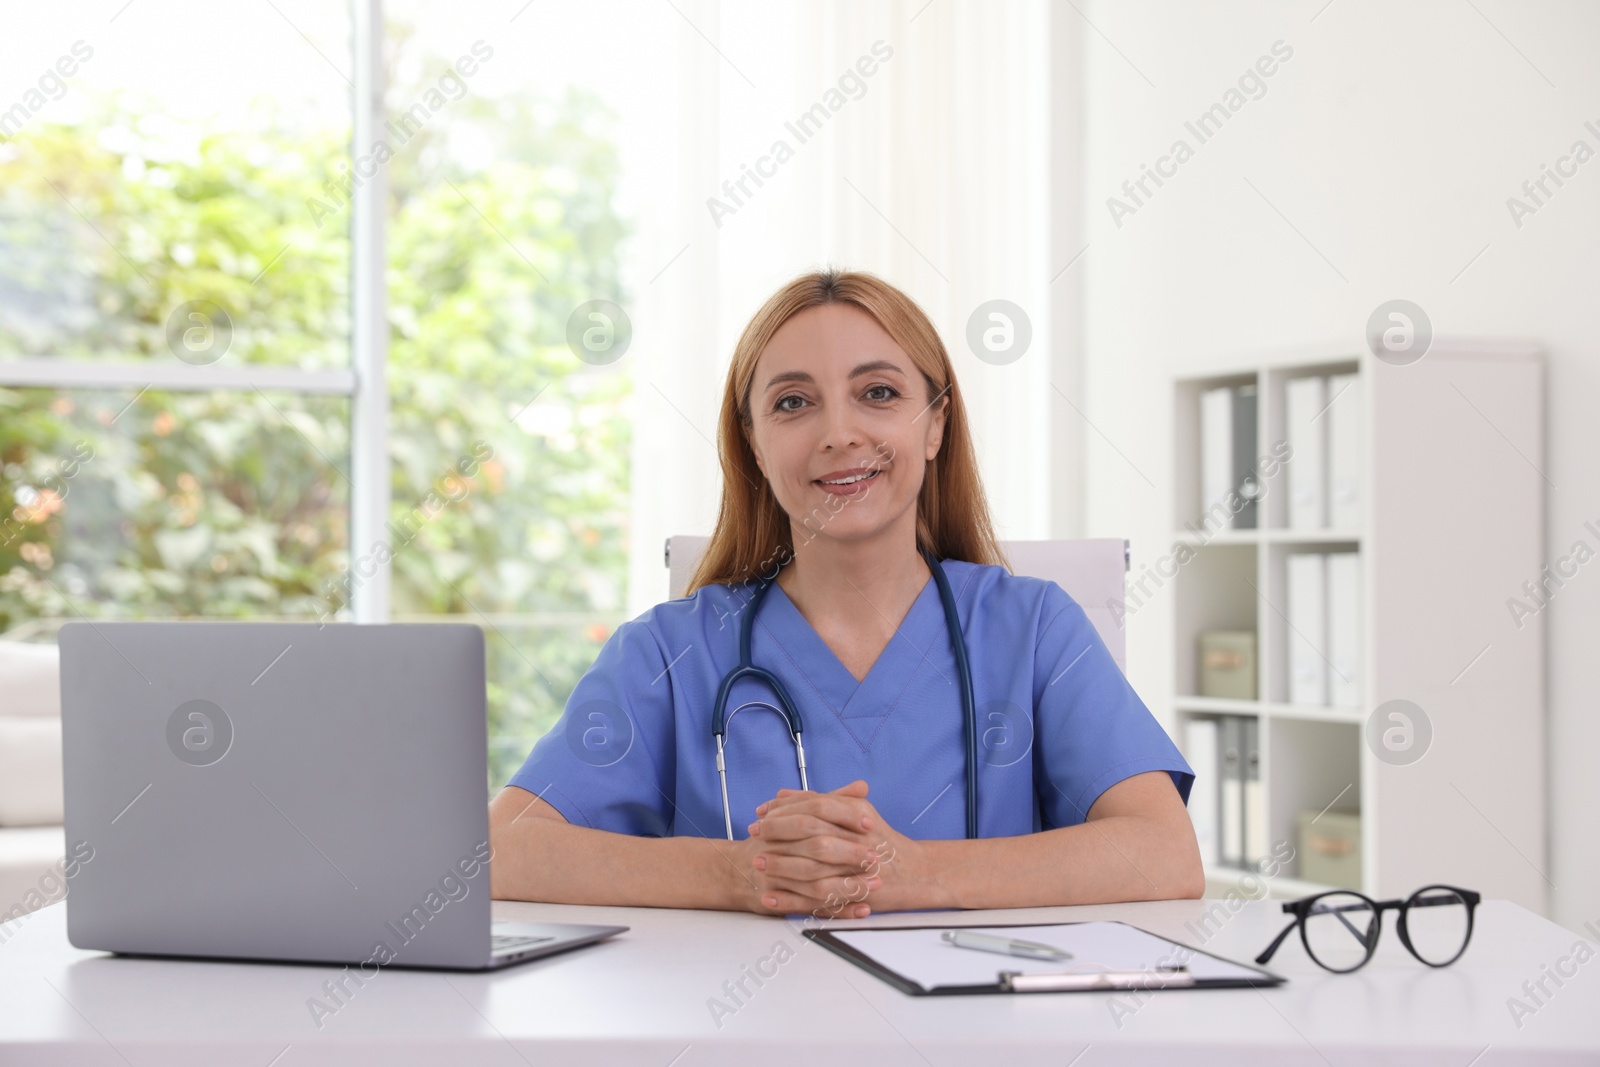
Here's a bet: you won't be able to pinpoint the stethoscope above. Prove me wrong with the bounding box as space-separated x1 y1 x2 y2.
712 547 978 841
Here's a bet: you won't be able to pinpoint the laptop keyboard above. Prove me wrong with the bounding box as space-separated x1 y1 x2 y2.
493 933 557 954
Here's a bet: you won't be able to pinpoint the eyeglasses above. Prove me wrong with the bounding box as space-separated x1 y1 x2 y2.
1255 885 1481 973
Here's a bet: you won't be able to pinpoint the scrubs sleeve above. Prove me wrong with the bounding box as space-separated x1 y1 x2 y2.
505 616 676 837
1032 582 1194 829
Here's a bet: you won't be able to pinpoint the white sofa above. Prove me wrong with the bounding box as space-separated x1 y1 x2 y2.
0 640 67 919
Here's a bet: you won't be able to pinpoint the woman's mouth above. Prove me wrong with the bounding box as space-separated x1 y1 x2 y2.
814 468 883 495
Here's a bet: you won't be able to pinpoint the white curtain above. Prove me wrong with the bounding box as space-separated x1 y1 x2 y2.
620 0 1068 614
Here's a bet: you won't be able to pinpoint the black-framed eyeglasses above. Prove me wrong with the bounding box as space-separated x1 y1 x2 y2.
1255 885 1481 973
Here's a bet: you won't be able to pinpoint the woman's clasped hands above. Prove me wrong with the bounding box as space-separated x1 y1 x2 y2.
730 779 931 918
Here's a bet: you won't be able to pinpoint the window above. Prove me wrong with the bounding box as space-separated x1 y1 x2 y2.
0 1 635 791
2 2 355 641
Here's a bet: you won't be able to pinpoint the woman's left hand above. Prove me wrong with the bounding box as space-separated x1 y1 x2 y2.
748 779 936 916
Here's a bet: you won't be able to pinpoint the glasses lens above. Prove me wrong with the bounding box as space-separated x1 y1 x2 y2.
1403 887 1472 965
1303 892 1378 972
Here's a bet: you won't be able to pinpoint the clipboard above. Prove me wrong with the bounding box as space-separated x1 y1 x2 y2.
802 920 1285 996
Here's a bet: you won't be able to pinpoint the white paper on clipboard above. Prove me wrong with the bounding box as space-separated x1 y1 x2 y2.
826 922 1265 993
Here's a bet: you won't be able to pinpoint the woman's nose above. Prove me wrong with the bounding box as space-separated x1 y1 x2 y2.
818 394 866 450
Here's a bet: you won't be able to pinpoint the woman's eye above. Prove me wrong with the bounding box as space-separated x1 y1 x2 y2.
775 394 805 413
865 385 899 402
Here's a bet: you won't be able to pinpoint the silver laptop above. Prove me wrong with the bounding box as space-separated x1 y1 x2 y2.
58 621 625 970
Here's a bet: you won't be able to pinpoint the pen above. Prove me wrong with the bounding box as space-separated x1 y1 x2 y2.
998 967 1195 993
941 930 1073 961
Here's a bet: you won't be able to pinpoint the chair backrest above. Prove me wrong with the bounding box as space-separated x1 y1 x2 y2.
664 536 1129 673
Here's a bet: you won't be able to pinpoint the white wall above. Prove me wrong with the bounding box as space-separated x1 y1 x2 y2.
1079 0 1599 931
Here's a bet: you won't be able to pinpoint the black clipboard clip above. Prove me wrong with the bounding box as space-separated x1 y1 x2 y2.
998 965 1195 993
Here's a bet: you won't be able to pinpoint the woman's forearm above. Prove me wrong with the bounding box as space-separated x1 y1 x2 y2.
489 802 748 910
488 773 1204 913
921 813 1204 910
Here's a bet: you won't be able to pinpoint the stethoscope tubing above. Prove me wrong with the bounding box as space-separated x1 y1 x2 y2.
713 547 977 840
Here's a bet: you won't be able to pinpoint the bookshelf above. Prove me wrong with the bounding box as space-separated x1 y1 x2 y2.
1170 342 1546 912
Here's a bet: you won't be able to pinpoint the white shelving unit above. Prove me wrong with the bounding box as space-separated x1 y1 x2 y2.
1170 342 1546 912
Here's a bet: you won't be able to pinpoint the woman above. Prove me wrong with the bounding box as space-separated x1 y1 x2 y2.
490 269 1201 918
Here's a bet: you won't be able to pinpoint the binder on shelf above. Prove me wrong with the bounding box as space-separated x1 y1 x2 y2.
1242 717 1266 868
1327 552 1362 707
1286 376 1327 529
1200 386 1233 530
1219 716 1244 868
1198 383 1259 531
1287 553 1328 705
1183 718 1220 868
1326 372 1363 530
1232 384 1259 529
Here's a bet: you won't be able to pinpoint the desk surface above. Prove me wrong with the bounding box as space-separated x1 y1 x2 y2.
1 896 1596 1066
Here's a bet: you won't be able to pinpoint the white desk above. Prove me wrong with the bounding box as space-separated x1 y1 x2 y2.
1 897 1595 1065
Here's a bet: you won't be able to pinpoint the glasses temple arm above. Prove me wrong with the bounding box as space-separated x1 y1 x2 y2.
1255 919 1297 965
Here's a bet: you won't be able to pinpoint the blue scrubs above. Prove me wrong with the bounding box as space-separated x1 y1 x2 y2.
508 558 1193 840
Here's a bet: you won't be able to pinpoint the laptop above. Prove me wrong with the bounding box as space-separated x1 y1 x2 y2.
58 621 626 970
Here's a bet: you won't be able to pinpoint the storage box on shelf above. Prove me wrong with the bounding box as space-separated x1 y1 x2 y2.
1170 342 1545 913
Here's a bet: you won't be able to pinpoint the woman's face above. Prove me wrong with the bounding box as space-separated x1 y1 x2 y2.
745 302 948 549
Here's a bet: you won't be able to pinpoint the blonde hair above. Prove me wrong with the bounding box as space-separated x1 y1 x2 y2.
685 268 1007 595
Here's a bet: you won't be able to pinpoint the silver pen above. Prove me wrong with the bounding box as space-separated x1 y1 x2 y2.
941 929 1073 961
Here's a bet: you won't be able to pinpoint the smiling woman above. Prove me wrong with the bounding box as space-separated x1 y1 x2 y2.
489 269 1202 918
